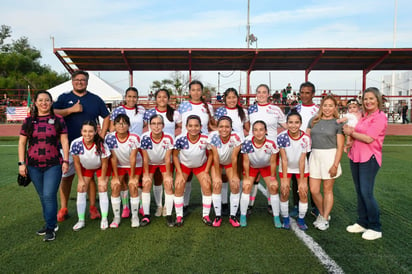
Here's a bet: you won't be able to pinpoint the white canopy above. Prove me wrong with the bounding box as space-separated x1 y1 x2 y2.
48 72 123 104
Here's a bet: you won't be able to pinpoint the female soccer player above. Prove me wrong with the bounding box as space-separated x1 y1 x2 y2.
143 89 182 217
307 95 344 231
240 120 280 228
71 121 111 231
105 114 142 228
110 87 145 219
173 115 213 227
277 111 311 230
208 116 242 227
141 115 175 227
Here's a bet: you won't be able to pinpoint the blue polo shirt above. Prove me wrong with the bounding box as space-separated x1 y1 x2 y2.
53 91 109 143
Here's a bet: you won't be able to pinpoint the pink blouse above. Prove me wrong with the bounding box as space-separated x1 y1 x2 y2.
349 110 387 166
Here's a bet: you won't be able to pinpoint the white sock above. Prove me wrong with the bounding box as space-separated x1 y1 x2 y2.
212 193 222 216
175 196 184 217
202 195 212 217
142 192 151 216
249 184 258 206
98 192 109 219
270 194 280 216
299 201 308 219
164 193 174 216
153 185 163 207
230 192 240 216
120 190 129 209
280 200 289 218
130 197 140 218
240 193 250 215
221 182 228 204
184 181 192 206
76 192 87 221
111 196 121 218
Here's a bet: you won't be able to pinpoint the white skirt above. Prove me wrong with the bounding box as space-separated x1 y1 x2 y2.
309 148 342 180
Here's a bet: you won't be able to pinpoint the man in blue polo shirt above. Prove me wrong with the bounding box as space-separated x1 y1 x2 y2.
53 70 110 222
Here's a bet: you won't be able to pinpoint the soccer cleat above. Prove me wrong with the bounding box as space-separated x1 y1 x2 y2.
121 206 130 218
362 229 382 240
166 215 174 227
346 223 367 233
73 221 85 231
140 215 151 227
155 206 163 217
131 215 140 228
175 216 184 227
267 205 273 215
212 216 222 227
246 206 253 216
282 216 290 230
221 203 229 216
100 218 108 230
89 206 101 220
37 225 59 236
43 230 56 242
202 216 213 226
274 216 282 228
57 208 69 222
110 217 121 228
229 215 240 227
297 218 308 231
290 206 298 218
240 214 247 227
162 206 167 217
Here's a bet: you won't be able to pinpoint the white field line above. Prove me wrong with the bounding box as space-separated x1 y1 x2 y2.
257 183 345 274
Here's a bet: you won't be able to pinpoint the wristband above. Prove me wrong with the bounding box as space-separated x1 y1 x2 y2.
270 176 276 180
62 160 69 164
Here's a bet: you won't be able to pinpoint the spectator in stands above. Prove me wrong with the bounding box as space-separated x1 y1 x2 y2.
344 87 387 240
53 70 110 222
281 89 288 105
273 90 281 104
216 92 223 103
402 103 409 124
18 90 69 241
286 83 292 94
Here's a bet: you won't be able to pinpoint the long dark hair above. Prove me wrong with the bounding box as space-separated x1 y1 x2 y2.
223 88 246 122
189 80 213 121
125 87 140 115
26 90 62 138
155 89 174 122
81 120 105 156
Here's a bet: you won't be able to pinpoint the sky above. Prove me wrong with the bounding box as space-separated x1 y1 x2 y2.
2 0 412 96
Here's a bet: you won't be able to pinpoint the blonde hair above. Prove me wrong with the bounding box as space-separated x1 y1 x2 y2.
311 95 339 127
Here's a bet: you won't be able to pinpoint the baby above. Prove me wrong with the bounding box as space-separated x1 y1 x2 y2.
338 99 362 153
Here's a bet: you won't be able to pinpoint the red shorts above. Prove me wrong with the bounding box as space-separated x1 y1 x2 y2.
149 165 167 174
179 162 208 176
279 172 309 179
244 166 272 178
113 167 143 176
220 163 232 170
81 166 111 178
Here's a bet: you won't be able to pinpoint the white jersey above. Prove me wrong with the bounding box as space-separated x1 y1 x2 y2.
110 105 145 135
178 101 214 134
207 131 242 165
140 132 174 165
248 103 286 139
214 106 249 140
105 132 142 168
70 137 111 170
143 107 182 138
277 130 311 174
240 135 279 168
174 134 209 168
292 103 319 131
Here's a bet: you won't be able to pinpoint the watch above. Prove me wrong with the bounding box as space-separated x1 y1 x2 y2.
18 161 25 166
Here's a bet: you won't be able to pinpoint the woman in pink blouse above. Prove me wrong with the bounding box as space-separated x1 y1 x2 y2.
343 87 387 241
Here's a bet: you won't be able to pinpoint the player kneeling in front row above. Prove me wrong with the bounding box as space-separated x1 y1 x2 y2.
278 111 311 230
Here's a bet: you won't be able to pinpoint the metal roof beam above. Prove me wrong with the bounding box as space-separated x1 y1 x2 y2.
121 50 133 73
363 50 391 74
247 50 259 72
54 49 75 73
305 49 325 76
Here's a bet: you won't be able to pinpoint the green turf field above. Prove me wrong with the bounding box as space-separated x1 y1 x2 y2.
0 136 411 273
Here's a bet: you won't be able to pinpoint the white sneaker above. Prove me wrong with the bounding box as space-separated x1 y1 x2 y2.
317 220 329 231
346 223 367 233
162 206 167 217
362 229 382 240
131 215 140 228
100 218 108 230
155 206 163 217
73 220 85 231
110 217 121 228
313 215 323 227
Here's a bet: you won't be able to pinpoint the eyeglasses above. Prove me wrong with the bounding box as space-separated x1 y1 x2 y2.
73 79 87 82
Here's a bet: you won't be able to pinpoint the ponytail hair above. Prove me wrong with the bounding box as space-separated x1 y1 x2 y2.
223 88 245 122
155 89 175 122
81 120 105 156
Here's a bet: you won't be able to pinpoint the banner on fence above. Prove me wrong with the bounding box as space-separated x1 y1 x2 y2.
6 107 29 121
